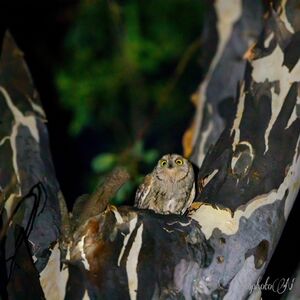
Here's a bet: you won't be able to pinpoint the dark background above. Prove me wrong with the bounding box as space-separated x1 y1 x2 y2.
0 1 299 299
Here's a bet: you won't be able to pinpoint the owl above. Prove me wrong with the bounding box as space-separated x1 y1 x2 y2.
134 154 195 215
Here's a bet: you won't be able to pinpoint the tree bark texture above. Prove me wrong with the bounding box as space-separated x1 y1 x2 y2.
0 0 300 299
0 32 62 298
183 0 263 167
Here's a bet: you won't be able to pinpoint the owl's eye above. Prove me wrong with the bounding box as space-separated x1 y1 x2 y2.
160 160 167 167
175 158 183 166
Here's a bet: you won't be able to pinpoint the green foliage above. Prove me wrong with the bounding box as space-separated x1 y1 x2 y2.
91 141 159 203
92 141 159 175
114 181 134 205
92 153 117 173
56 0 205 203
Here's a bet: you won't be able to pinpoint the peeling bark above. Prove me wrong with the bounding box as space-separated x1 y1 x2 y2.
183 0 264 168
191 0 300 297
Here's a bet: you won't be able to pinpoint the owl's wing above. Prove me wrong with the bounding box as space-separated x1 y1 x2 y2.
134 174 153 209
182 182 196 214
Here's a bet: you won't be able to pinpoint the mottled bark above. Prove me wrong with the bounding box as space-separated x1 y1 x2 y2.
1 0 300 299
190 0 300 297
183 0 264 167
0 32 62 297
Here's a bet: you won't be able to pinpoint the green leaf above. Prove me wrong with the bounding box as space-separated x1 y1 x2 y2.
132 140 144 157
143 149 159 164
92 153 117 173
112 181 134 205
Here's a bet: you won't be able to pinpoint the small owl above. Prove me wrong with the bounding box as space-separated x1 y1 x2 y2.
134 154 195 215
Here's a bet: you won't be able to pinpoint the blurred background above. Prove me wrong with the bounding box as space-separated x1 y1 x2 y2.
0 0 205 206
0 0 299 298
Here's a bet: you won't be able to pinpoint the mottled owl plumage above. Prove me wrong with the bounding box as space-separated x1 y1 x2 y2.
134 154 195 214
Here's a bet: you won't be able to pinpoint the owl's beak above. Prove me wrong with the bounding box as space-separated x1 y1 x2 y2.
167 161 174 169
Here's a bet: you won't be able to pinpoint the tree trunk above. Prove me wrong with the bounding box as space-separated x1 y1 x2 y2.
1 0 300 299
183 0 263 166
0 31 62 299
